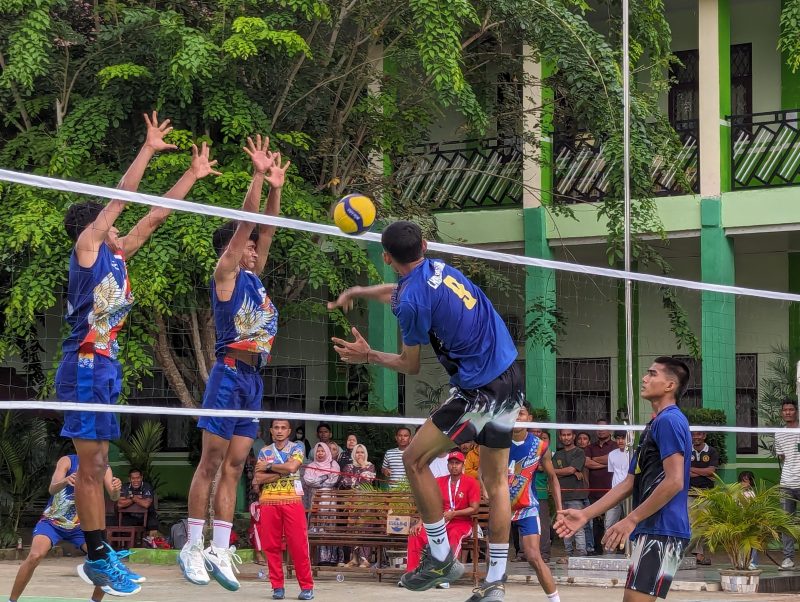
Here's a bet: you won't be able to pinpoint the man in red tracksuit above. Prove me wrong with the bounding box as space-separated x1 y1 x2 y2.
254 419 314 600
405 451 480 577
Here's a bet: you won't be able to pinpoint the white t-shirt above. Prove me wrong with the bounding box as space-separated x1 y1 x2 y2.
775 430 800 488
607 448 630 488
429 456 449 478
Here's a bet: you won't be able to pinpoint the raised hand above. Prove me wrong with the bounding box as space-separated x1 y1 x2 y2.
143 110 177 152
327 288 358 313
266 152 291 189
189 142 222 179
331 327 371 364
243 134 274 175
111 477 122 493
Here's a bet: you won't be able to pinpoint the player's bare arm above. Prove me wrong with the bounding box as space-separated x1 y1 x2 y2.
332 327 421 374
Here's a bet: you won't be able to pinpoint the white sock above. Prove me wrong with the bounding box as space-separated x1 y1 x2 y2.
487 543 509 582
423 519 450 562
188 518 205 546
547 591 561 602
212 520 233 549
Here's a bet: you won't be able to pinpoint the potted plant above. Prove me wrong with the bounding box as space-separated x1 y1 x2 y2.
690 478 800 593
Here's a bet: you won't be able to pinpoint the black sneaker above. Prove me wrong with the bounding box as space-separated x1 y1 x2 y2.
399 547 464 591
465 576 507 602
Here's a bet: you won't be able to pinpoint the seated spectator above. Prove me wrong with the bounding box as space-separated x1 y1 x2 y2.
464 445 480 480
328 441 343 464
118 468 159 531
302 443 343 566
339 434 358 469
293 426 312 458
340 444 377 568
405 451 480 579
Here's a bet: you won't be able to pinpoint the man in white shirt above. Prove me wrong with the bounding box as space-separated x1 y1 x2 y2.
382 427 411 488
775 399 800 570
604 432 629 531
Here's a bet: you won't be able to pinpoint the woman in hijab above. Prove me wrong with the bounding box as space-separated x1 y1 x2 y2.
302 442 343 566
340 443 376 568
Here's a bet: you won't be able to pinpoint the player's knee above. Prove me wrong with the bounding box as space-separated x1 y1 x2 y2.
221 457 245 480
25 549 45 565
79 455 106 483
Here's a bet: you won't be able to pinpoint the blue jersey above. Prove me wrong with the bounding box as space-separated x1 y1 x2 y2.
629 405 692 540
392 259 517 389
62 244 134 359
42 455 79 530
212 269 278 364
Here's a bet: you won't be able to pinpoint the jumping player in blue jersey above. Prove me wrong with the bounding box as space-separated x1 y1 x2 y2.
56 112 220 596
329 220 523 600
179 136 291 593
554 357 692 602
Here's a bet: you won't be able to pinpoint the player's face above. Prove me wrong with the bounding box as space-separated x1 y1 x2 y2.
396 429 411 447
782 403 798 425
271 421 291 442
240 240 258 270
641 363 674 401
448 459 464 476
515 408 531 434
559 430 574 447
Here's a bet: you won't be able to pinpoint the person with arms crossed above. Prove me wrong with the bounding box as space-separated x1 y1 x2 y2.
554 357 692 602
509 405 562 602
329 221 522 599
552 429 588 559
8 456 127 602
57 112 219 596
179 136 290 590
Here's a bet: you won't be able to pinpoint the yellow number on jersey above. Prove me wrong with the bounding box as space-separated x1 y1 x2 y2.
444 275 477 309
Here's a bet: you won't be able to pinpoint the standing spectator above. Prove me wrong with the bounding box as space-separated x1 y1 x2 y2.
118 468 159 532
429 451 450 478
575 431 594 554
605 432 630 534
576 432 591 450
464 444 480 480
302 443 343 566
382 427 411 488
339 434 358 469
552 429 588 558
688 430 719 565
293 426 311 458
254 418 313 600
775 399 800 570
585 419 614 552
340 444 377 568
328 441 342 464
316 422 333 447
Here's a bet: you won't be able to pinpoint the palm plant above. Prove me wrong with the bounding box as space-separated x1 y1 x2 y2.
114 420 165 492
691 478 800 570
0 412 63 547
757 347 796 456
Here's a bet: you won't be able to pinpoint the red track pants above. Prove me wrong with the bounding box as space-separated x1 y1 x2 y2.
406 521 472 571
257 502 314 590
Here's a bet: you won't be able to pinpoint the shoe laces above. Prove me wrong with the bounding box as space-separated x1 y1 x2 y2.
187 541 207 572
98 558 133 585
214 545 243 574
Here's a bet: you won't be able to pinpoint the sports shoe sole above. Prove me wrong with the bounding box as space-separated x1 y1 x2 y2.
400 560 465 591
77 564 142 597
177 554 211 586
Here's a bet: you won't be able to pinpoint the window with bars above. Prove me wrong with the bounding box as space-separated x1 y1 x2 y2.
125 370 190 452
673 354 758 454
263 365 306 414
555 358 611 425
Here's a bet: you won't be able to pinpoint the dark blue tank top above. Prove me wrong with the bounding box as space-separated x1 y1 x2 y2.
62 243 134 359
211 269 278 364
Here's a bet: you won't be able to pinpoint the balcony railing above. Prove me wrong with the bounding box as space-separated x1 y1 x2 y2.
731 109 800 189
395 137 522 210
553 120 699 203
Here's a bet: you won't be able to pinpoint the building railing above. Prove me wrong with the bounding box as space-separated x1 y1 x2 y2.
553 119 699 203
730 109 800 189
395 137 523 210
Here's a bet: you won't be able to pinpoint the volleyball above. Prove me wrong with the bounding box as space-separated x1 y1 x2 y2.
333 193 376 235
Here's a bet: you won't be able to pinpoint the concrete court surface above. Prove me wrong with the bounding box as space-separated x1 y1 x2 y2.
1 559 798 602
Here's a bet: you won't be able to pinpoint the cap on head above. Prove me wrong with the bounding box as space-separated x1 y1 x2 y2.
447 450 465 463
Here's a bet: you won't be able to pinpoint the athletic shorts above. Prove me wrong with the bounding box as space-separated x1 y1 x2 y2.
514 514 541 537
431 362 524 448
57 351 122 441
625 534 689 599
33 520 85 549
197 357 263 440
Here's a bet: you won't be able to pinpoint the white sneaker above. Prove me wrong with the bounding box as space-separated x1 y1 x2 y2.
179 539 211 586
436 582 451 589
780 558 795 570
203 545 242 591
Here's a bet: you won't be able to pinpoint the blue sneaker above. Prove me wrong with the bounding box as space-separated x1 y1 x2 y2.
104 544 146 584
297 590 314 600
273 588 285 600
77 558 141 596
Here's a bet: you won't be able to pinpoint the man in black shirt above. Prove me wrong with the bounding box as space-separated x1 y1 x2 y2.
688 431 718 565
552 429 588 557
118 468 159 531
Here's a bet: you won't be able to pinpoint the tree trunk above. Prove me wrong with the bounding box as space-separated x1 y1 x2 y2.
153 311 197 408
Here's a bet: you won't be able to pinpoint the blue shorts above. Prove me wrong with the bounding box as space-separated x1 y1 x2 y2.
33 520 85 549
197 358 262 440
56 351 122 441
514 514 541 537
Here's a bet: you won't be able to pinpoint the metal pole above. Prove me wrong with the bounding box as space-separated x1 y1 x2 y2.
622 0 634 558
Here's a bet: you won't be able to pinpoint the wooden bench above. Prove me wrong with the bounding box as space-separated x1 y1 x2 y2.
291 490 488 585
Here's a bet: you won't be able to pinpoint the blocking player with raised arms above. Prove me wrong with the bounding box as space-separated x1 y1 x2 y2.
554 357 692 602
329 220 522 600
56 112 220 596
179 136 290 591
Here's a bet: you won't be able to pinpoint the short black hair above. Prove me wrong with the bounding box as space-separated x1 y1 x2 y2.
129 468 142 476
613 431 626 439
653 356 691 400
396 426 411 436
271 418 291 428
317 422 331 433
782 399 798 409
381 220 423 264
520 402 533 415
212 221 259 256
738 470 756 486
64 201 105 241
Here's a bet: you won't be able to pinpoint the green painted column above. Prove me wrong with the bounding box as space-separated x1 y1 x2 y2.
524 207 556 421
789 253 800 369
700 198 736 480
782 0 800 109
367 242 399 412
